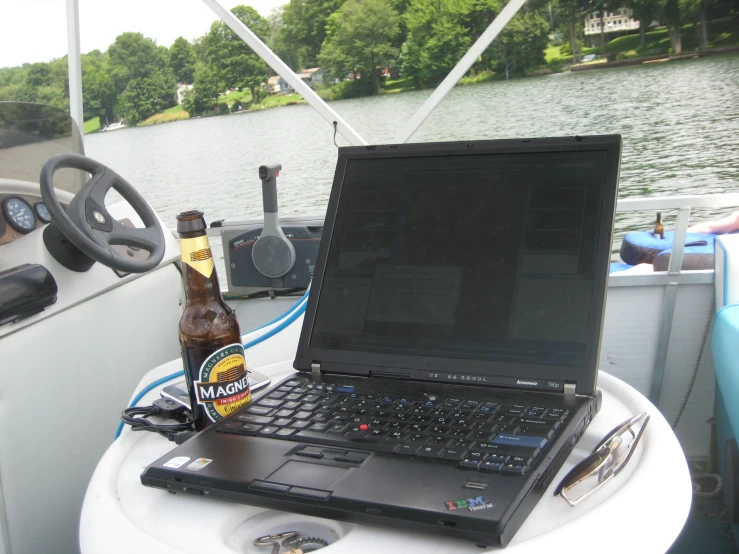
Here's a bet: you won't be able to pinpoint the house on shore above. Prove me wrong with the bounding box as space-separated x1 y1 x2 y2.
266 75 292 94
584 9 642 46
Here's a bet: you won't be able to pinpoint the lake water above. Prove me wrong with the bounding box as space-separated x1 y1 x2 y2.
86 54 739 268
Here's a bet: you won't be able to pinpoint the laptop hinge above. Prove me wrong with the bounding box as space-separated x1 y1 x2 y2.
564 382 577 396
311 362 321 375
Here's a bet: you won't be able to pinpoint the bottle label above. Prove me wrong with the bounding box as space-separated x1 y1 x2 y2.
180 235 214 278
194 343 251 423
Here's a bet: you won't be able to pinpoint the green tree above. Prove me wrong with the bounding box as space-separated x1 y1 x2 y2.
489 11 550 78
117 74 177 124
182 64 223 115
204 5 270 103
108 32 177 123
660 0 684 52
320 0 400 92
281 0 346 69
626 0 658 47
553 0 589 63
679 0 711 49
169 37 198 83
81 53 118 124
402 0 472 87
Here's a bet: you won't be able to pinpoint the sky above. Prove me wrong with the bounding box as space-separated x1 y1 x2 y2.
0 0 287 69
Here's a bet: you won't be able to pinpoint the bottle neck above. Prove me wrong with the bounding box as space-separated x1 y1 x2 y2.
180 231 222 303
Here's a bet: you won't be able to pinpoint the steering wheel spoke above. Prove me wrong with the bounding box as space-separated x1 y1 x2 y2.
107 220 161 252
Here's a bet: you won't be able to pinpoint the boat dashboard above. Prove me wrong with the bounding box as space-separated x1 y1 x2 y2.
0 190 64 246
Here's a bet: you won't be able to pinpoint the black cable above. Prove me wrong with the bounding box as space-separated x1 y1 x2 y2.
332 121 339 148
121 397 194 443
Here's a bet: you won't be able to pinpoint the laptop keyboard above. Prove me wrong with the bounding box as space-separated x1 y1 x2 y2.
217 377 569 476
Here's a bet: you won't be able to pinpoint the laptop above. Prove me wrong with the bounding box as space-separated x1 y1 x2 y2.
142 135 622 547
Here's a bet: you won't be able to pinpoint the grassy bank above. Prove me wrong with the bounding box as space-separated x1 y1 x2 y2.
83 117 100 134
139 104 190 126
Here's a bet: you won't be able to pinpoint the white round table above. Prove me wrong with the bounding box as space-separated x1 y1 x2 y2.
80 357 691 554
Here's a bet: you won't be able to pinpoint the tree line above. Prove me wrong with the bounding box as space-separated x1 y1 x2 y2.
1 0 736 125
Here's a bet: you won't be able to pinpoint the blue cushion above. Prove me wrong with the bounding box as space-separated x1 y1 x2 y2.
621 231 717 265
609 262 633 273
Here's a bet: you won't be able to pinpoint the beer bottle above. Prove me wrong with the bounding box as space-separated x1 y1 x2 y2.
654 212 665 240
177 210 251 431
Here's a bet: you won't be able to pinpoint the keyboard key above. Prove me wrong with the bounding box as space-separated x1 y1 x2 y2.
275 409 295 418
518 427 554 439
272 418 293 427
385 432 410 443
405 435 430 447
283 401 302 410
418 445 445 458
458 458 481 469
511 456 533 466
285 379 305 387
502 463 527 475
439 448 467 461
237 414 274 425
472 430 496 442
466 451 486 461
293 411 314 420
309 422 330 431
267 391 288 400
476 443 540 458
344 427 368 438
286 393 304 401
258 425 279 437
517 418 551 427
245 406 274 416
256 399 283 408
275 428 297 438
327 424 348 434
493 434 548 449
290 420 312 430
336 386 355 393
395 444 422 456
217 421 241 434
481 461 503 472
428 436 451 447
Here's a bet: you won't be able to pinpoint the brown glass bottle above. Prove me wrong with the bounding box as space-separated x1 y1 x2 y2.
177 210 251 431
654 212 665 239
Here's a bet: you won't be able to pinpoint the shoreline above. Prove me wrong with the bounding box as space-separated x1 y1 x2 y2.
570 45 739 72
87 46 739 134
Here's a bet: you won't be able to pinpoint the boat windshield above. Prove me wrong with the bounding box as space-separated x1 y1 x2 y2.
0 102 84 194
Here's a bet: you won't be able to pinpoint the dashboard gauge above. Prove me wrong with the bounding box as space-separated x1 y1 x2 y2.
35 202 52 223
3 197 36 233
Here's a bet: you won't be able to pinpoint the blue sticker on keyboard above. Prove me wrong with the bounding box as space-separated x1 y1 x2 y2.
492 434 548 449
336 386 355 393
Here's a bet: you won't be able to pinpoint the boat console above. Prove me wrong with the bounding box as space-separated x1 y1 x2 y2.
0 103 183 554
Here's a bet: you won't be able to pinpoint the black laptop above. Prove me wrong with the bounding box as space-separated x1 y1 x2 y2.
142 135 622 547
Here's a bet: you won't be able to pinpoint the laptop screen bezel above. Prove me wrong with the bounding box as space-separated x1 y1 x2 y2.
294 136 621 397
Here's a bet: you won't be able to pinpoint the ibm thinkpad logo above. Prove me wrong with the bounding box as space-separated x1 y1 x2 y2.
445 496 494 512
517 379 538 386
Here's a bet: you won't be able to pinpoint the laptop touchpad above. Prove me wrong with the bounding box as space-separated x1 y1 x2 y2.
266 461 348 490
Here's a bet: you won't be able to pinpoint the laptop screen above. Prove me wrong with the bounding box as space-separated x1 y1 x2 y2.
309 149 612 370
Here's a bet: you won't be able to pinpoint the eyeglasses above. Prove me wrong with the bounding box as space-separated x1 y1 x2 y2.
554 412 650 507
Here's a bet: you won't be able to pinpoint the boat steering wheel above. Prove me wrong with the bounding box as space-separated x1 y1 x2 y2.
40 154 166 273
